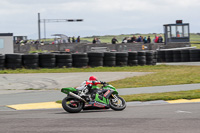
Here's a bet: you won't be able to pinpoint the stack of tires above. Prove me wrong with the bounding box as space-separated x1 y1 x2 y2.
165 51 173 62
0 54 5 69
22 54 39 69
181 50 190 62
173 50 182 62
72 53 88 67
157 50 165 62
189 49 200 62
103 52 116 67
137 51 146 66
153 51 157 65
5 54 22 69
88 52 104 67
128 51 138 66
56 54 72 68
116 52 128 66
190 49 200 62
39 54 56 68
146 51 155 65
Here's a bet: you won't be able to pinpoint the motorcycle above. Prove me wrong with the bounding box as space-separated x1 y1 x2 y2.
61 81 126 113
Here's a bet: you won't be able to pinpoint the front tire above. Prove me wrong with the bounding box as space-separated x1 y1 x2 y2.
62 97 84 113
109 95 126 111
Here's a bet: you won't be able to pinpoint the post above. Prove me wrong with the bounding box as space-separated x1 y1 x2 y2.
44 19 46 42
38 13 41 43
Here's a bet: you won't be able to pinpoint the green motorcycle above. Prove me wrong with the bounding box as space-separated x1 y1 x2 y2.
61 81 126 113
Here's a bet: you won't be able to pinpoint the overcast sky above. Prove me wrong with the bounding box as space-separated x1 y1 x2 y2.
0 0 199 39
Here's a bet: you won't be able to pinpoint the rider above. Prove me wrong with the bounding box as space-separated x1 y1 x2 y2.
76 76 106 100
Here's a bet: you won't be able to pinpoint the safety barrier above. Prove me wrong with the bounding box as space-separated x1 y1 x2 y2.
0 51 157 69
157 49 200 62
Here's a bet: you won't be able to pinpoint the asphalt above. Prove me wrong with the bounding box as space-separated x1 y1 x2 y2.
118 83 200 95
0 83 199 111
0 72 152 90
1 103 200 133
157 62 200 66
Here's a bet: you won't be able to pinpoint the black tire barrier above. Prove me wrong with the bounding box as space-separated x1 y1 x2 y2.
173 50 181 62
57 63 72 68
181 50 190 62
56 54 72 68
128 51 138 66
128 60 138 66
138 51 146 56
22 54 39 69
157 49 200 63
72 53 88 67
146 51 155 65
189 49 200 62
0 55 5 69
88 52 104 67
0 51 164 69
164 51 173 62
56 54 72 59
116 52 128 66
157 51 165 62
39 54 56 68
138 59 146 66
138 51 146 66
5 54 22 69
104 52 116 67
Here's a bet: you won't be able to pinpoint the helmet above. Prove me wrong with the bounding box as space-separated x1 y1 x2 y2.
89 76 97 81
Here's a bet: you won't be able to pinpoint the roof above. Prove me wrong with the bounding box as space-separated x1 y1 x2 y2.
0 33 13 36
163 23 189 26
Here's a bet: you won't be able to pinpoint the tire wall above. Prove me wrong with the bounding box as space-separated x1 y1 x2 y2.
157 49 200 63
1 51 159 69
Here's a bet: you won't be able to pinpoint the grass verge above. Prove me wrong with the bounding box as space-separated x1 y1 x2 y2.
56 89 200 103
121 89 200 102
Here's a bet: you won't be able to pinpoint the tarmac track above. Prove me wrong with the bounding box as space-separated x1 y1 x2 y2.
0 103 200 133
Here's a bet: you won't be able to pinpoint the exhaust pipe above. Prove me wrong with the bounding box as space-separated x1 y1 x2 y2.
69 92 87 103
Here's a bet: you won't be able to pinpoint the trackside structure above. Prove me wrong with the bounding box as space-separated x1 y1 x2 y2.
163 20 190 45
0 33 14 54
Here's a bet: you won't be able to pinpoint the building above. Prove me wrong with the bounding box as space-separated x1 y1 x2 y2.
0 33 14 54
163 20 190 45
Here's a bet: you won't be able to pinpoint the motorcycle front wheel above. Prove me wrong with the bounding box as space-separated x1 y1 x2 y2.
62 97 84 113
109 95 126 111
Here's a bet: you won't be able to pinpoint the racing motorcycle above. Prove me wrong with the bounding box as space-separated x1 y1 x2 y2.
61 81 126 113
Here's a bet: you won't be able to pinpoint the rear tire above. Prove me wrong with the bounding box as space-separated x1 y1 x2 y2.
109 95 126 111
62 97 84 113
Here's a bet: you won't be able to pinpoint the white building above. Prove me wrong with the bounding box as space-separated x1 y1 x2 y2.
0 33 14 54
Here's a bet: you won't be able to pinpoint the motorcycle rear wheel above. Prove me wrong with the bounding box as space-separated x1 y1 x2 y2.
109 95 126 111
62 97 84 113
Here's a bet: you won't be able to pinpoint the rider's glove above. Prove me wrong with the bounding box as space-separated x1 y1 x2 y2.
100 81 106 84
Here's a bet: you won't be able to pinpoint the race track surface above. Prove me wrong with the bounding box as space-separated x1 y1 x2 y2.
0 103 200 133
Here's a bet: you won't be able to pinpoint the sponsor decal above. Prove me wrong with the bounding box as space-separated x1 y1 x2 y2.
93 103 105 108
104 90 110 97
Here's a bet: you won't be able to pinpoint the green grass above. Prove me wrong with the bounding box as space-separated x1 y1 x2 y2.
121 89 200 102
81 33 200 43
1 65 200 88
82 34 160 43
56 89 200 103
191 43 200 49
109 65 200 88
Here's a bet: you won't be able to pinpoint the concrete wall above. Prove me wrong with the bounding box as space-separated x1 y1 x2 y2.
0 36 14 54
14 42 190 53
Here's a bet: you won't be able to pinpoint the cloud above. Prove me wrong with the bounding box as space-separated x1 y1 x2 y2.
0 0 199 39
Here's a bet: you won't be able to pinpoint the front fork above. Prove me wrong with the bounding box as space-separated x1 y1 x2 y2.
111 94 121 105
